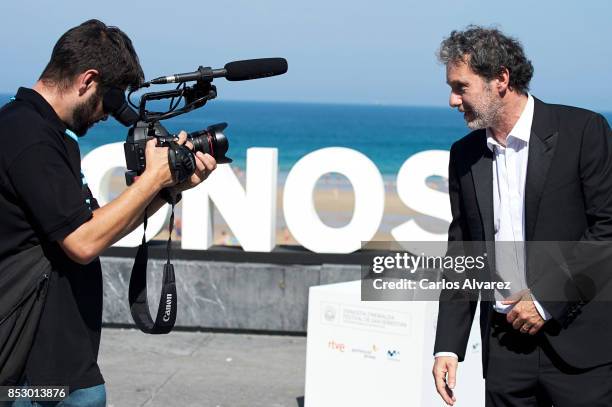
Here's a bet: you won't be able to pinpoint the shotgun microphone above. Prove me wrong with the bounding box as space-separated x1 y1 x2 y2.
148 58 288 85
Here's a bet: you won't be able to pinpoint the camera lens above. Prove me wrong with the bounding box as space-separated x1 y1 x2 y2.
188 122 232 163
188 132 208 154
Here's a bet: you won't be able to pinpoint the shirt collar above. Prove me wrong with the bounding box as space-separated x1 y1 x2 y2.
486 93 534 151
14 87 67 134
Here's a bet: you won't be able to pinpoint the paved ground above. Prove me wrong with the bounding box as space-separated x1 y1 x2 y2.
98 328 307 407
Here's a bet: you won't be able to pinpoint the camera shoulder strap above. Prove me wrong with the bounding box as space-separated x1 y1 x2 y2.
128 206 177 334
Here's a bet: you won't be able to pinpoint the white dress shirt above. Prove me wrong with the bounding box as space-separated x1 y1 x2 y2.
435 94 550 360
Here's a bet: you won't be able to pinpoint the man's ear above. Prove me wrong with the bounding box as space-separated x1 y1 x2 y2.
76 69 100 96
496 67 510 93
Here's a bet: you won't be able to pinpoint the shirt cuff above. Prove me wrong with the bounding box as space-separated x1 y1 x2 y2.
531 294 552 321
434 352 459 359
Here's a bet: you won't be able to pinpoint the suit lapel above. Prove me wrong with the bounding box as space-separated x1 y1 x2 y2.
525 99 559 241
470 137 495 242
470 140 496 273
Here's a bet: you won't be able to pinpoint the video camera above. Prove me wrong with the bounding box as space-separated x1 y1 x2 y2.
103 57 288 201
100 58 288 335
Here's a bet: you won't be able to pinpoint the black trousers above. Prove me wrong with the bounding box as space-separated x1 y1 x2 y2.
486 312 612 407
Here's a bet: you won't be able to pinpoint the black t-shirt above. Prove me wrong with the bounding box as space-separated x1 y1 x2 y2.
0 87 104 390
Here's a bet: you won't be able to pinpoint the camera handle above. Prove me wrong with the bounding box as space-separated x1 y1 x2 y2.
128 204 178 334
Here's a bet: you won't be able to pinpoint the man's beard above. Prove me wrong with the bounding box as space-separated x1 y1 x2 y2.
68 92 101 137
463 85 503 130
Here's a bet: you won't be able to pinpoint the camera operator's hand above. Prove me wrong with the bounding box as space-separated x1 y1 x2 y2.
142 138 175 189
174 131 217 191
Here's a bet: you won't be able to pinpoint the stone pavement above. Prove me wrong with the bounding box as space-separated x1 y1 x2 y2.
98 328 307 407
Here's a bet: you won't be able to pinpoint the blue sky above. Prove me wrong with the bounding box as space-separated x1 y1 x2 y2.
0 0 610 111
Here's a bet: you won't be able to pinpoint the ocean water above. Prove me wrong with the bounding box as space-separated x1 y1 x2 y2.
3 93 611 177
85 100 466 177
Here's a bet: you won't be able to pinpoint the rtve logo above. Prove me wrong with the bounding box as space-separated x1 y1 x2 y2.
328 340 346 352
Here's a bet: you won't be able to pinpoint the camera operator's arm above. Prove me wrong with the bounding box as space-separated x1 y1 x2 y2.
59 137 194 264
58 139 170 263
111 131 217 243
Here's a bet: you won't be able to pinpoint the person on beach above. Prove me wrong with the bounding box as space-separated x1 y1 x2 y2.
0 20 216 405
431 26 612 406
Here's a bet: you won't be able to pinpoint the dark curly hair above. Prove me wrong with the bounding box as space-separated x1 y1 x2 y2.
40 19 144 91
438 25 534 94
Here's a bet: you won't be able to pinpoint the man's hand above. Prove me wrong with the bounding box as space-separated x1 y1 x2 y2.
142 138 174 188
174 130 217 191
502 290 545 335
433 356 458 406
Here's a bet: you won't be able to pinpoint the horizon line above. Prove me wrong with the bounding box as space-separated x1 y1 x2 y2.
1 92 610 114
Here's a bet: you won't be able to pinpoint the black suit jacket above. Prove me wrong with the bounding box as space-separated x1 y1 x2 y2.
433 97 612 376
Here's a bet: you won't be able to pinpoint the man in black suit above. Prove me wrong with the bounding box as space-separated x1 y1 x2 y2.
431 26 612 406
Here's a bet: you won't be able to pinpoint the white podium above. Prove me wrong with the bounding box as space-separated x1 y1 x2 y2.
304 281 484 407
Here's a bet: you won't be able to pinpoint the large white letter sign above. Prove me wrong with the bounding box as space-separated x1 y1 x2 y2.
283 147 384 253
81 142 171 247
391 150 450 242
181 147 278 252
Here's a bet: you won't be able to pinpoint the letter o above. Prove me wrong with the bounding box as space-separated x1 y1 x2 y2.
283 147 384 253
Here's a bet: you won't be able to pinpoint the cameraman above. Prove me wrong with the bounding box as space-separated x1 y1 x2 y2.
0 20 216 405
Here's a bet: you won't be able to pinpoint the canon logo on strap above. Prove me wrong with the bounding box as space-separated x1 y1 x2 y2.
163 294 173 322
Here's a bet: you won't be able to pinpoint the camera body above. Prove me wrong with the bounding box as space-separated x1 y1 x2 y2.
123 120 230 187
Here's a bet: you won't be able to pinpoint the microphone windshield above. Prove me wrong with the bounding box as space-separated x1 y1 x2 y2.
224 58 288 81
